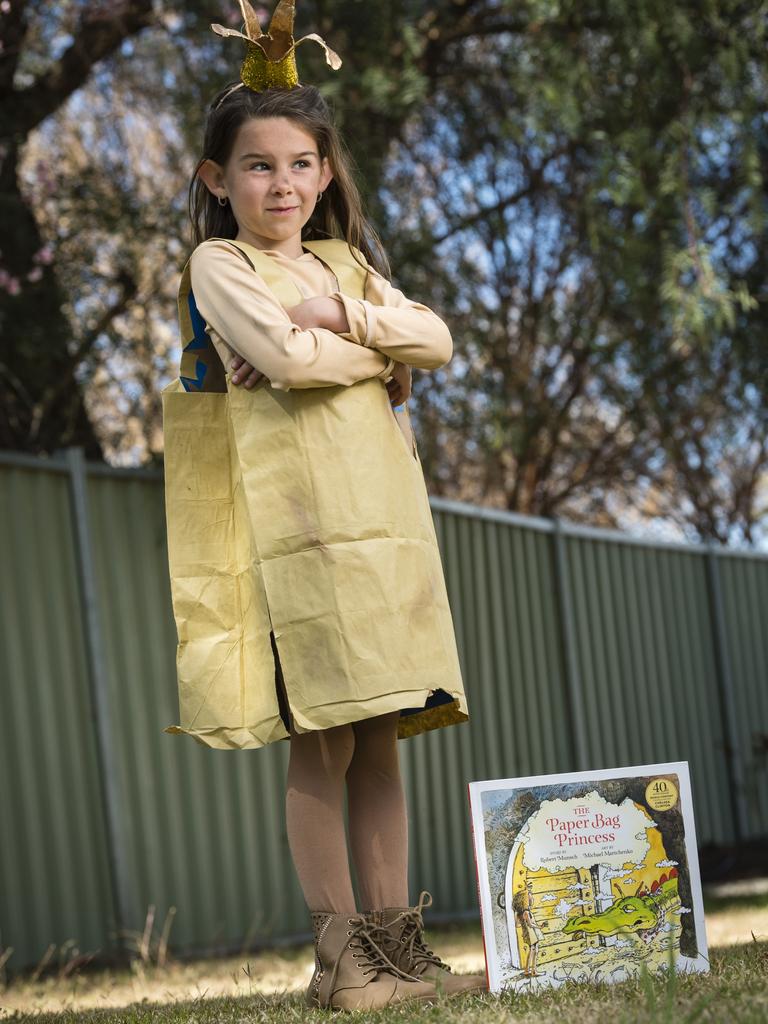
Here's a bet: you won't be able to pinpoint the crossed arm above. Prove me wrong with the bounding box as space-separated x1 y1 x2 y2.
189 239 452 402
231 295 412 406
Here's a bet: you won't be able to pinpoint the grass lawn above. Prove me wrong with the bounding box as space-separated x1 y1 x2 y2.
1 888 766 1022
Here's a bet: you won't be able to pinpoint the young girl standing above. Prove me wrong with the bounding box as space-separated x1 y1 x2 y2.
162 1 483 1011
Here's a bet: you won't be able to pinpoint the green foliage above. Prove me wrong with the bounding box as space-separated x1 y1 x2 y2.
661 243 759 348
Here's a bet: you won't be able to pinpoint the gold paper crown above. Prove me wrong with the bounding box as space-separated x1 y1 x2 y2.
211 0 342 93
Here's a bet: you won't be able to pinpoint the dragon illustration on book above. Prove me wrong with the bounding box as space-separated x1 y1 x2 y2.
563 876 681 945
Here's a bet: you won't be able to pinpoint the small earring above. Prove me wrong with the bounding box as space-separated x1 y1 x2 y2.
316 191 323 202
218 194 228 206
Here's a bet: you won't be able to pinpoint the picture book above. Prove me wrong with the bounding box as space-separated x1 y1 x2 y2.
467 762 709 992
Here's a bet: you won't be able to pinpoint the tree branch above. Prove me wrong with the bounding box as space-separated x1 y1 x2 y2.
29 268 138 441
12 0 155 135
0 0 29 96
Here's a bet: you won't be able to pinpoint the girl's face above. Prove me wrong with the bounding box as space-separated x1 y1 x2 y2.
199 116 333 255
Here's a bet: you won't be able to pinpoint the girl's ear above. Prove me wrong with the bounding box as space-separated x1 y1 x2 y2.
319 156 334 193
197 158 226 200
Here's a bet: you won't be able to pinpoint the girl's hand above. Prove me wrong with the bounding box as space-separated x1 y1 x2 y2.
230 354 265 388
231 300 345 389
386 361 411 406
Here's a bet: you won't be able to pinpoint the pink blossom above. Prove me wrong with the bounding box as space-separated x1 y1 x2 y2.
33 245 54 265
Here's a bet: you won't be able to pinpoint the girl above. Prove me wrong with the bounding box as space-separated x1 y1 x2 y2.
162 9 483 1010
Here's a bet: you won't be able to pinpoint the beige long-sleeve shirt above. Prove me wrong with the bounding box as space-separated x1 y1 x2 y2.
188 238 453 392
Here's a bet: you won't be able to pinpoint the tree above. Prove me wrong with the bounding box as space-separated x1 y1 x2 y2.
3 0 766 545
379 1 767 542
1 0 156 457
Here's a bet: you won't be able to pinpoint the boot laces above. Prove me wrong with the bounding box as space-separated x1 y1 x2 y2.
393 891 452 974
325 915 420 998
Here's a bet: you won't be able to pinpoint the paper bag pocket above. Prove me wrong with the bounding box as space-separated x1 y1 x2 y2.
162 386 273 733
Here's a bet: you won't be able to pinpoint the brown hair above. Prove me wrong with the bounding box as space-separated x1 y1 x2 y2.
187 82 391 278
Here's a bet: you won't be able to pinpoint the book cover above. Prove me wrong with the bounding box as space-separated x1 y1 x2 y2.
467 762 709 992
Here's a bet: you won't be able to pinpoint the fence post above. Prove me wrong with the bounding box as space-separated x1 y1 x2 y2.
551 518 590 770
64 446 131 956
704 541 750 841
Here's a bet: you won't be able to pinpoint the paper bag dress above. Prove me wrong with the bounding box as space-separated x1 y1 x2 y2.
161 237 469 749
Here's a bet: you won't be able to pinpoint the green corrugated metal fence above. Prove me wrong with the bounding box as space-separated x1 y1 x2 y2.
1 450 766 975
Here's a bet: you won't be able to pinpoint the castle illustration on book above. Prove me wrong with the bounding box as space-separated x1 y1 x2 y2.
468 762 709 992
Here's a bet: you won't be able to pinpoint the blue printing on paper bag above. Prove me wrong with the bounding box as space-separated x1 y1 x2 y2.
180 290 209 392
180 358 207 392
186 290 209 349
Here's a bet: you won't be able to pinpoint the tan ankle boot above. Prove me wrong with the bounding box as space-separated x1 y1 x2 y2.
369 891 487 998
305 910 438 1011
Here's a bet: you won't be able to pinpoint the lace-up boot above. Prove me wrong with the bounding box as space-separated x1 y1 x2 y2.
305 910 438 1011
368 891 487 998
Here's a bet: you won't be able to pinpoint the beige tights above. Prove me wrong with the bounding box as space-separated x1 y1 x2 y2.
285 710 409 914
